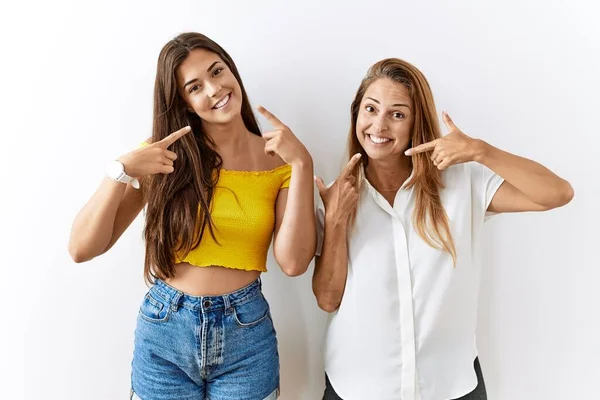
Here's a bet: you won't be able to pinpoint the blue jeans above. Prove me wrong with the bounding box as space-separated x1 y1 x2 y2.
131 278 279 400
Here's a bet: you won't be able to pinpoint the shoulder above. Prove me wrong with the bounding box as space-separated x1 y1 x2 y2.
248 133 287 170
441 163 473 185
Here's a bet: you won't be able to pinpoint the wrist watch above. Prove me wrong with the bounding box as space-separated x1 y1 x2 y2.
106 160 140 189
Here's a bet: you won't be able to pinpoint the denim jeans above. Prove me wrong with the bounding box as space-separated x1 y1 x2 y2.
131 278 279 400
323 357 486 400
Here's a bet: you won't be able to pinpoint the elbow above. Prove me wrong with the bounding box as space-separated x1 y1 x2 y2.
547 181 575 209
317 300 339 313
560 181 575 206
280 260 309 277
315 295 340 313
68 242 93 264
276 247 315 277
313 284 342 313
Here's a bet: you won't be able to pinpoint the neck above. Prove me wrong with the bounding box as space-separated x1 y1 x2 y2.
366 155 412 192
203 115 253 153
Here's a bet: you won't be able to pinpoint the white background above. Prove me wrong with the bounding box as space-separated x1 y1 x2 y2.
1 1 599 399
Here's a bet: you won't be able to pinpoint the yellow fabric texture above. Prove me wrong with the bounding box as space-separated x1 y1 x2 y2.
140 141 291 272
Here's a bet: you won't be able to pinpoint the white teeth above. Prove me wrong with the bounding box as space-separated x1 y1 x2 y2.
213 94 230 109
368 134 391 144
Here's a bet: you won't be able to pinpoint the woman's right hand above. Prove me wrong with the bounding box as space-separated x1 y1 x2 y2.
314 153 362 222
117 126 191 178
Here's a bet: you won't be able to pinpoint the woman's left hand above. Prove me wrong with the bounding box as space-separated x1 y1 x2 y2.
258 106 311 166
405 111 483 170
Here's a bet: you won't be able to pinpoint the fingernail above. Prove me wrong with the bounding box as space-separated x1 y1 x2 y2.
404 150 411 156
354 153 362 159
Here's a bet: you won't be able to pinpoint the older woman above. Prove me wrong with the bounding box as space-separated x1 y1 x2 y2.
312 58 573 400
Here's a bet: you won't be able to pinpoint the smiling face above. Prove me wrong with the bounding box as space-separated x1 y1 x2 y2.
176 48 244 128
355 78 414 162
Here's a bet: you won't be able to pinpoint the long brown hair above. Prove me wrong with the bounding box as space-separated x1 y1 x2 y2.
348 58 456 263
143 32 261 283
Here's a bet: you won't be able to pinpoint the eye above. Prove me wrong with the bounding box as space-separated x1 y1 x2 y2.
365 105 376 113
189 84 201 94
213 67 224 76
392 112 405 119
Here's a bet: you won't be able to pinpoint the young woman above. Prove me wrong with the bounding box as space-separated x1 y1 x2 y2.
69 32 316 400
313 58 573 400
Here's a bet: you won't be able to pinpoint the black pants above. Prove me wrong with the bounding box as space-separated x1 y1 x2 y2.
323 357 487 400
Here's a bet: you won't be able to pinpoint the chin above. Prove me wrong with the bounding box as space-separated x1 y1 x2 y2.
360 143 386 159
363 146 403 163
364 151 388 161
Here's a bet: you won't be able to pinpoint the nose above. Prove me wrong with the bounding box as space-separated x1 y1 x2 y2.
206 82 222 98
371 115 389 133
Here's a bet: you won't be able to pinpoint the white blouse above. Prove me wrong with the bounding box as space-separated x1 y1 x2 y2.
316 162 504 400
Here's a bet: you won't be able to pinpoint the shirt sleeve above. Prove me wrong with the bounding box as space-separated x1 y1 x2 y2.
469 162 505 221
280 164 292 190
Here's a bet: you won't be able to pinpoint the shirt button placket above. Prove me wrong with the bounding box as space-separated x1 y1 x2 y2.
392 213 417 400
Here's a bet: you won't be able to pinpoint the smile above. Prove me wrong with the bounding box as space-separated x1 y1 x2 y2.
212 93 231 109
367 134 392 144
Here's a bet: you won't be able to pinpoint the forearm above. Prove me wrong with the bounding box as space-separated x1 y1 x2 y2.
68 178 127 262
312 215 349 312
476 140 574 208
273 160 317 275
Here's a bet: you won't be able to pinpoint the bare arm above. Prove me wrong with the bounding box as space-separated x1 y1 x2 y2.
477 142 574 213
68 179 145 263
312 154 361 312
68 126 191 263
273 159 317 276
258 105 316 276
312 211 351 312
406 111 574 213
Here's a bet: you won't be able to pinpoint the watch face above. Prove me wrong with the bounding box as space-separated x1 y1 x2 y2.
107 160 124 179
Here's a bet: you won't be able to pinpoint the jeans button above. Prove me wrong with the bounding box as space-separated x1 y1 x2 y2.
203 300 212 308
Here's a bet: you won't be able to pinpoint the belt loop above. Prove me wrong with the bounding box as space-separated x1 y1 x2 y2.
223 294 232 315
170 290 183 312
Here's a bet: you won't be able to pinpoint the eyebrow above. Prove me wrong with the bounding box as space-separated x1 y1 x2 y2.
183 61 222 89
206 61 220 72
366 97 411 109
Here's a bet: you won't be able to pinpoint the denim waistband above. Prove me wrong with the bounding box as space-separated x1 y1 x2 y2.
150 278 263 312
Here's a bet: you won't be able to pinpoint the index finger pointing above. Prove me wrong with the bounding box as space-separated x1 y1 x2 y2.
405 140 437 156
257 105 284 127
442 110 457 131
341 153 362 178
159 126 192 147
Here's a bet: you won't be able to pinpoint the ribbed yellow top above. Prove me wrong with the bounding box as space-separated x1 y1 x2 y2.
176 164 291 271
140 141 291 271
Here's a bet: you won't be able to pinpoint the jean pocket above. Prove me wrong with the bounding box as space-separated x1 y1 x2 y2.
233 293 270 328
138 292 170 323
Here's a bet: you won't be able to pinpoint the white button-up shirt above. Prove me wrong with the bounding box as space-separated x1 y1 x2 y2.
316 162 504 400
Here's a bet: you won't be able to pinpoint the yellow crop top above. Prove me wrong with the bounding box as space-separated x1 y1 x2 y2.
178 164 291 272
139 142 291 272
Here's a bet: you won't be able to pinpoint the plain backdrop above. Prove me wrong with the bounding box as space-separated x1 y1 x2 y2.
1 1 598 399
